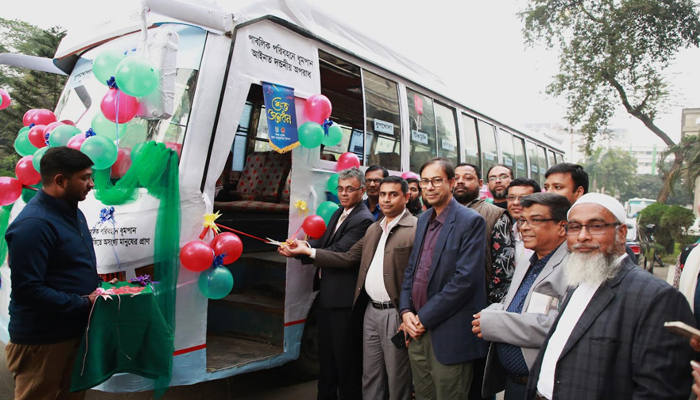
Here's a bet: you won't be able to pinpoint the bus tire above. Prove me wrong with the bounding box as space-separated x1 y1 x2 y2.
288 299 319 381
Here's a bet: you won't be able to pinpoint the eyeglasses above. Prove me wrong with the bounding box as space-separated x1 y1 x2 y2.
517 218 557 228
419 178 445 188
366 179 382 185
488 174 510 182
336 186 364 194
507 195 529 202
565 222 620 236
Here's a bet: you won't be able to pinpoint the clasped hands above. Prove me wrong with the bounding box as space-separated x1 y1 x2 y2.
277 238 312 257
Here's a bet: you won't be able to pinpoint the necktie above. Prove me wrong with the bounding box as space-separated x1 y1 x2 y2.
334 211 348 234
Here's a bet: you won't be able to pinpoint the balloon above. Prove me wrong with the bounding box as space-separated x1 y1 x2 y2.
401 171 420 180
100 88 139 123
80 135 118 170
111 148 132 178
304 94 332 124
48 125 81 147
198 266 234 300
14 130 38 157
164 142 182 157
22 109 37 126
61 120 76 126
131 142 147 161
326 173 339 196
0 177 22 206
210 232 243 265
25 109 57 126
119 122 147 149
28 125 47 148
32 146 49 172
66 134 88 150
180 240 215 272
336 152 360 171
15 156 40 186
44 121 64 135
92 50 126 86
91 113 127 140
302 215 327 239
115 57 160 97
0 89 11 110
321 123 343 147
316 201 340 226
298 122 323 148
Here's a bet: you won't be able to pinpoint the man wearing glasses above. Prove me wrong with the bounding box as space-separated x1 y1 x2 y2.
527 193 694 400
400 157 488 399
486 164 514 210
364 165 389 221
506 179 542 264
472 193 571 400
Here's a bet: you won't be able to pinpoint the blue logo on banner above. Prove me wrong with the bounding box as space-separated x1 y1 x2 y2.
262 81 299 153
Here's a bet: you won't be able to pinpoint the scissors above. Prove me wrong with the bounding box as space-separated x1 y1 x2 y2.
266 237 284 247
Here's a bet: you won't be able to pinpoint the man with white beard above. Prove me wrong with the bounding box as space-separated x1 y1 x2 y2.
527 193 695 400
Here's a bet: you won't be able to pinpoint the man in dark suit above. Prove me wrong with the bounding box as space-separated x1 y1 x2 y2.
399 157 488 399
527 193 694 400
281 166 373 400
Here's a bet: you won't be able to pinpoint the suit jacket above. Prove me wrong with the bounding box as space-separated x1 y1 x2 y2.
480 243 569 396
526 257 695 400
399 197 488 365
304 203 374 308
313 210 417 310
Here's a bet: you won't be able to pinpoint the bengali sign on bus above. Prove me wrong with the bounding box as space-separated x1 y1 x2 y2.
262 81 299 153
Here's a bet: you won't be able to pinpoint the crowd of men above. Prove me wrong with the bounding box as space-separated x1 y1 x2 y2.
280 159 695 400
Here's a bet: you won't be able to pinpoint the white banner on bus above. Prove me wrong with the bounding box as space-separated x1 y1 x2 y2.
517 161 525 171
485 152 496 161
441 139 455 152
503 156 513 167
466 148 478 157
412 130 429 145
531 165 539 173
374 119 394 135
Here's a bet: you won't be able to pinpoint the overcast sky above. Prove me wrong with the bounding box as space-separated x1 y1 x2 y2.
2 0 699 147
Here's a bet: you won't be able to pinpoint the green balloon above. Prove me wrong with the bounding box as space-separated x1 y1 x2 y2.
299 122 324 148
81 135 118 170
91 113 127 140
120 121 148 149
14 130 38 156
22 182 41 203
198 266 234 300
33 146 49 172
18 126 30 135
48 125 81 147
316 201 340 226
115 57 160 97
327 173 339 195
93 50 125 86
321 124 343 147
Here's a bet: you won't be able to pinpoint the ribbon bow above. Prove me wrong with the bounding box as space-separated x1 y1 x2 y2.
295 200 308 216
199 212 222 239
95 287 114 301
129 274 155 286
106 76 119 90
213 253 226 268
322 119 333 136
85 128 96 138
99 207 116 225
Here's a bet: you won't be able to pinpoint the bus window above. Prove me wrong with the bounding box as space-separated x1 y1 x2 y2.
498 129 515 171
554 152 564 164
477 120 498 175
513 136 527 179
526 141 540 183
435 102 459 167
363 70 401 170
538 146 549 183
319 50 364 162
231 102 253 171
407 89 437 172
547 149 556 169
461 114 481 171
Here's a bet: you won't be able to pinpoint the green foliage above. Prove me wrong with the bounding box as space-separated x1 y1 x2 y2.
660 205 695 243
583 147 637 196
620 174 693 205
639 202 694 253
662 134 700 200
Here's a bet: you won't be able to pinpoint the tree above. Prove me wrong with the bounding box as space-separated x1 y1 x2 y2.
620 173 693 205
582 147 637 197
0 18 66 176
520 0 700 203
662 134 700 206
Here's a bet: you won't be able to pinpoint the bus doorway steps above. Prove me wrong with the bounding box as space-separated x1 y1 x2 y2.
205 333 281 372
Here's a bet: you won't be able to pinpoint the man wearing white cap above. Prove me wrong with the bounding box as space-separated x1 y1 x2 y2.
527 193 695 400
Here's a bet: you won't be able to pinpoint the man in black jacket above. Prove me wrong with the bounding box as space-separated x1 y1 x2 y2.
5 147 104 400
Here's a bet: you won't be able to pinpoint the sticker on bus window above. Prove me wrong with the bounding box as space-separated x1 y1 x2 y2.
374 119 394 135
467 148 478 157
484 152 495 161
531 165 538 173
503 157 512 167
517 162 525 170
412 130 429 145
441 139 455 151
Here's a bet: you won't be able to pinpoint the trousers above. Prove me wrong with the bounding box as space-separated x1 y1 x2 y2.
317 306 363 400
408 331 473 400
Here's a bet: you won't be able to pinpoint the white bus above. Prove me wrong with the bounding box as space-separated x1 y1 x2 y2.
0 0 565 392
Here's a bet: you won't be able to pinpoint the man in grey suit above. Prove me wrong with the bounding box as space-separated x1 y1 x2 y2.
472 193 571 399
527 193 695 400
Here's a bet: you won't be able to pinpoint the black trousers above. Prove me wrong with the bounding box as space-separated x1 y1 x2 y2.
317 306 363 400
468 356 495 400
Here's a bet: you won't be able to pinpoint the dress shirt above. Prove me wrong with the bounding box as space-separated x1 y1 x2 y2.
364 198 382 221
365 209 406 302
310 206 355 259
513 223 534 264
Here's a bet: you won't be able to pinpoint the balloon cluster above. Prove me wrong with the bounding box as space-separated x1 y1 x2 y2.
0 89 11 110
180 232 243 300
298 94 343 149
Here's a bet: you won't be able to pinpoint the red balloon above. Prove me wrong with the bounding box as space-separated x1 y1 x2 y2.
0 89 11 110
302 215 327 239
15 156 40 186
101 88 139 123
180 240 215 272
304 94 332 124
210 232 243 264
336 152 361 171
111 148 132 178
0 177 22 206
26 109 57 126
22 110 37 126
28 125 48 148
164 142 182 157
61 120 76 126
45 121 64 135
67 134 87 150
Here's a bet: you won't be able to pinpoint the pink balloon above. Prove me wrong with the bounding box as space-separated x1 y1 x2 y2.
165 142 182 157
28 125 48 148
0 177 22 206
210 232 243 264
22 110 37 126
27 109 57 126
304 94 332 124
401 171 419 180
336 152 361 171
45 121 64 135
0 89 11 110
111 148 132 178
100 88 139 123
15 156 40 186
61 120 76 126
66 134 88 150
